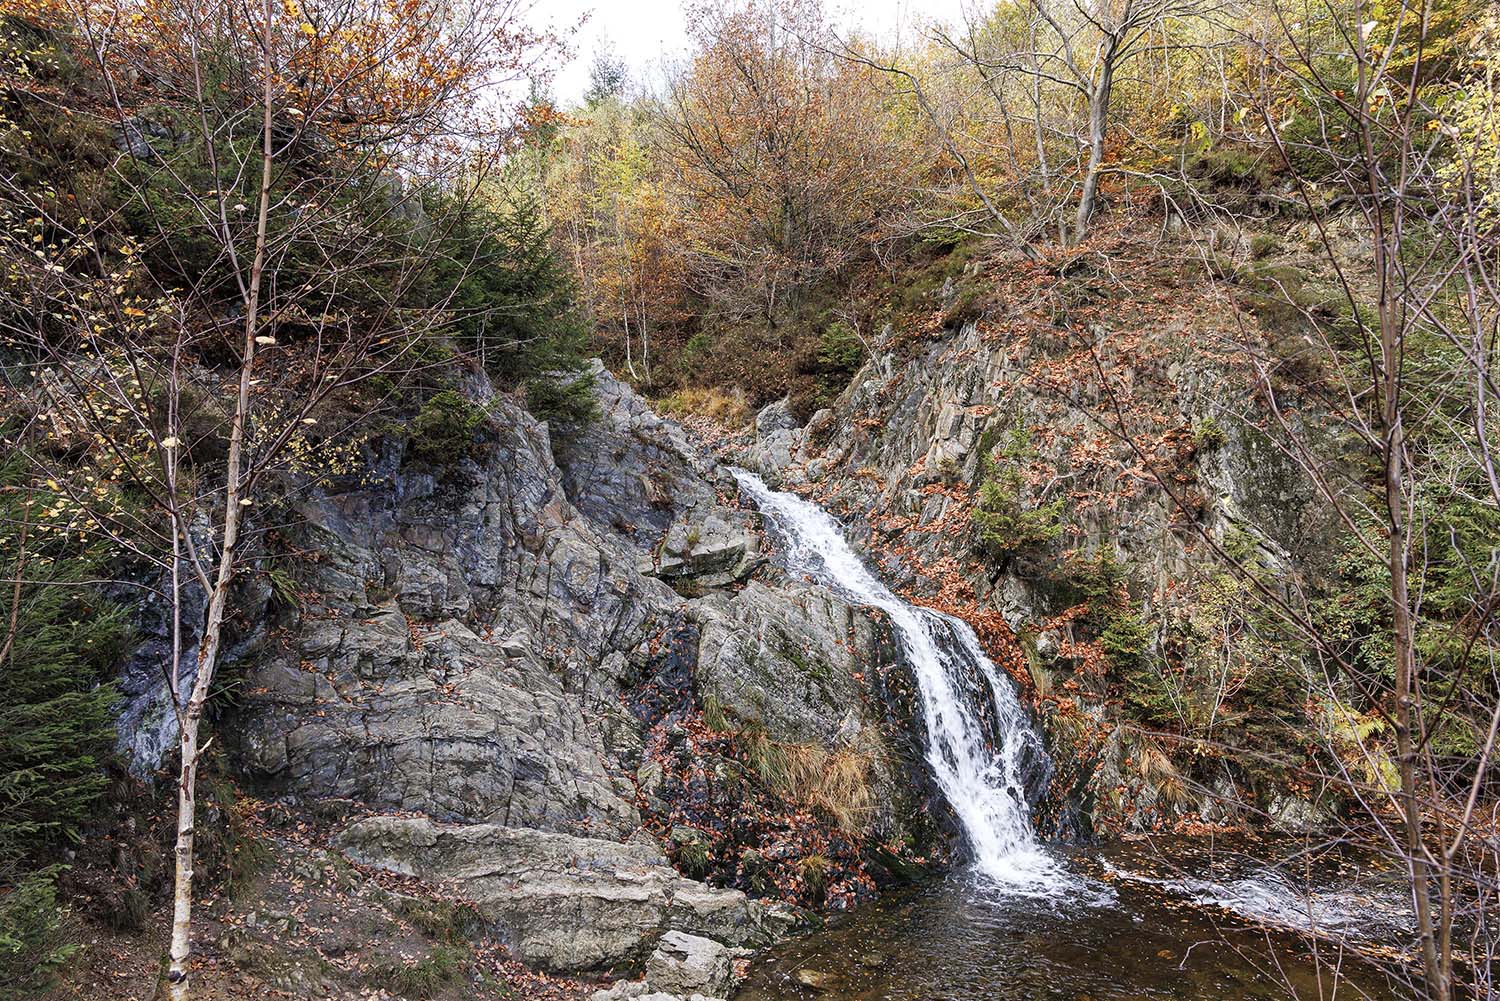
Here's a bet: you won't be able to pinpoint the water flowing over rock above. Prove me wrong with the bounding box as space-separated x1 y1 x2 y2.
733 471 1061 890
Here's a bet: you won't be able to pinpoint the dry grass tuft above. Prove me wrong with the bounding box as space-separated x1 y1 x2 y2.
744 729 882 833
655 386 753 428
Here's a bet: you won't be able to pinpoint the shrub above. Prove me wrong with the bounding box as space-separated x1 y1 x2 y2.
425 189 589 385
524 372 600 427
816 321 864 376
0 465 126 867
1099 612 1154 669
973 468 1064 563
406 390 487 463
0 869 76 993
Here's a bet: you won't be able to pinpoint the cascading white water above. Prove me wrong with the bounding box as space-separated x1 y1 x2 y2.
734 470 1071 893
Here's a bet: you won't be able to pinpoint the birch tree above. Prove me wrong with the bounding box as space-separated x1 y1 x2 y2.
0 0 557 995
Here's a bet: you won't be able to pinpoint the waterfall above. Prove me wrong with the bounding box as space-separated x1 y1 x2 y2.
734 470 1070 893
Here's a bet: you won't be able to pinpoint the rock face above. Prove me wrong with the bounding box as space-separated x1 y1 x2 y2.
552 362 761 591
692 581 889 747
336 816 789 972
232 394 674 837
733 302 1340 830
182 362 933 982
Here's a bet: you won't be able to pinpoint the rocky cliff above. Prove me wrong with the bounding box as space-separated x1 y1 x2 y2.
106 361 945 999
734 240 1340 834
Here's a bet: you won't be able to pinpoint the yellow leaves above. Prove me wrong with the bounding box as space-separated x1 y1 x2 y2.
299 22 315 37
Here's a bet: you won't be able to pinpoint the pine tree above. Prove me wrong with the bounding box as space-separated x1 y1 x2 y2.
0 458 128 990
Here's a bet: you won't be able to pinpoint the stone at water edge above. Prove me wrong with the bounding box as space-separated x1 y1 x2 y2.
645 931 735 998
335 816 786 973
590 986 728 1001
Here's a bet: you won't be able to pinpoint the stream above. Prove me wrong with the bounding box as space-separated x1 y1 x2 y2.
732 471 1410 1000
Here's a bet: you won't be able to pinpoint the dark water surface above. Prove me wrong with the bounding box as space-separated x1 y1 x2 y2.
735 837 1411 1001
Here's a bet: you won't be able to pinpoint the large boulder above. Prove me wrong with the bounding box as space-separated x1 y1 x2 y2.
691 581 897 747
336 816 793 973
737 398 802 484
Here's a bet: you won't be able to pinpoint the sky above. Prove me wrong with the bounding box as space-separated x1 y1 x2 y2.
530 0 975 104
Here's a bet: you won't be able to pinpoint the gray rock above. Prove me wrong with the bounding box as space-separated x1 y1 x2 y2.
737 399 805 482
336 816 786 972
692 581 895 747
230 395 684 837
654 510 761 588
550 363 764 591
754 398 798 437
645 931 733 997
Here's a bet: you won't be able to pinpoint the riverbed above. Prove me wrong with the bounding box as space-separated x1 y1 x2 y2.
736 835 1411 1000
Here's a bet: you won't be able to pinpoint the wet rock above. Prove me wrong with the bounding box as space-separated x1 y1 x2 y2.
793 968 838 991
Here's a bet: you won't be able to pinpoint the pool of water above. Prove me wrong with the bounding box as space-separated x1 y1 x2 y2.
735 836 1411 1001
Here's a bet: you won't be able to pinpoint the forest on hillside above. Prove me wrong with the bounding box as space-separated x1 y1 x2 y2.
0 0 1496 999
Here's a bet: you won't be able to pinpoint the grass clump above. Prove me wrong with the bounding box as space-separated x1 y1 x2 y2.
1192 416 1228 450
655 386 752 427
370 942 470 999
743 729 879 834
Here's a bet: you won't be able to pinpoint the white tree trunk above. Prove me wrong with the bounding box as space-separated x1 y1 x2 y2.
1074 60 1114 242
166 1 274 991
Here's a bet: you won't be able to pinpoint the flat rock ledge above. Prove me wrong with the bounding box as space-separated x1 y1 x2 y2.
335 816 795 974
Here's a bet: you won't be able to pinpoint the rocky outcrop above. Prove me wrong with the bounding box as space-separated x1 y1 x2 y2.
553 362 761 591
179 361 936 983
231 394 677 837
336 816 792 972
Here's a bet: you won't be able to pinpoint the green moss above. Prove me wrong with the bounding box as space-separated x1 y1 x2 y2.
1193 416 1228 450
369 942 470 999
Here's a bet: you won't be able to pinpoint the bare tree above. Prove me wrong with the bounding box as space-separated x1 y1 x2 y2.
0 0 556 995
1073 2 1499 996
943 0 1219 242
